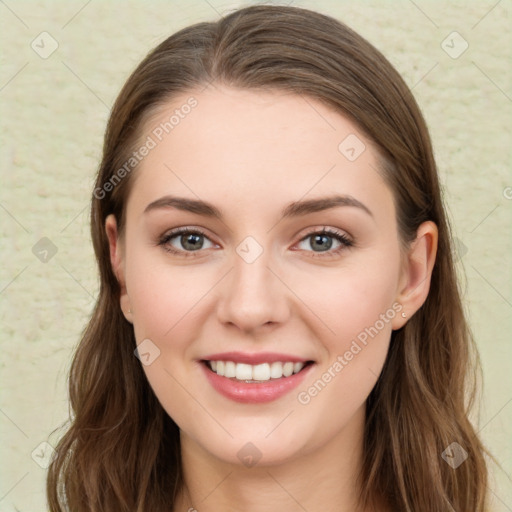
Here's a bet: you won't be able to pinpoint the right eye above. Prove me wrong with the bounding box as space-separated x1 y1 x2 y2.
158 227 216 256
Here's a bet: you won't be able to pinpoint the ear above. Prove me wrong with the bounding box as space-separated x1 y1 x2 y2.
105 214 133 323
392 220 438 329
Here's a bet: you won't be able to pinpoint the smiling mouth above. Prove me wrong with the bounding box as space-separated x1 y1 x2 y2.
202 360 314 383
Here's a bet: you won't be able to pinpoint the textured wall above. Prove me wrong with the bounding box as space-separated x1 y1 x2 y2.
1 0 510 510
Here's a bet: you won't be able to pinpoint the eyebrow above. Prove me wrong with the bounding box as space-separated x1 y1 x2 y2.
143 194 373 219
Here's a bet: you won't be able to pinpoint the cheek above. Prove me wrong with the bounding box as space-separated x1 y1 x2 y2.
290 255 399 415
126 251 212 343
125 252 214 429
285 253 400 352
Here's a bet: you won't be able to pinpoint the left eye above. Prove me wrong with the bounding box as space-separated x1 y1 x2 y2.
296 229 352 254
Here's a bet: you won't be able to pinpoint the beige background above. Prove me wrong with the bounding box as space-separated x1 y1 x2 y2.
1 1 511 510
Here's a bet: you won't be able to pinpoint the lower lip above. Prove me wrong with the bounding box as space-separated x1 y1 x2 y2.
201 362 314 403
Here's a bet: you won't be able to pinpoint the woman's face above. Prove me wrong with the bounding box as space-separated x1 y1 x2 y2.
107 85 410 467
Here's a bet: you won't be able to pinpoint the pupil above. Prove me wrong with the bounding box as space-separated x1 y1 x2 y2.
312 234 332 252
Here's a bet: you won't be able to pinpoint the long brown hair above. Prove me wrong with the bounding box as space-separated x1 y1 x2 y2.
47 5 489 511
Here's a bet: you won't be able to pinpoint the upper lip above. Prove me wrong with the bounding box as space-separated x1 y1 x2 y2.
201 351 312 365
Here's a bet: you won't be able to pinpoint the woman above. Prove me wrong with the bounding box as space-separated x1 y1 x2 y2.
47 5 489 511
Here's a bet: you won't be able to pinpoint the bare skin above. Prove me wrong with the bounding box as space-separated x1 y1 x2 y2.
106 85 437 512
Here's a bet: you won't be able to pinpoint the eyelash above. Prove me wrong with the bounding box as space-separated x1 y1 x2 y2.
157 226 353 259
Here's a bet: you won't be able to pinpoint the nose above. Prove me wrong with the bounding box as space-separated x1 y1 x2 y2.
216 246 290 334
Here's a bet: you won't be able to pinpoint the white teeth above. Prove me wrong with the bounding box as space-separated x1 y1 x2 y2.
293 362 304 373
252 363 270 381
224 361 236 378
235 363 253 380
270 361 283 378
208 360 306 381
283 362 294 377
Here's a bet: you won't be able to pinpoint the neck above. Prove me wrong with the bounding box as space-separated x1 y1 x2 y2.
173 406 384 512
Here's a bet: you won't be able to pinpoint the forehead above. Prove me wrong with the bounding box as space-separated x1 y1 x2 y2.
141 85 366 164
126 85 393 222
